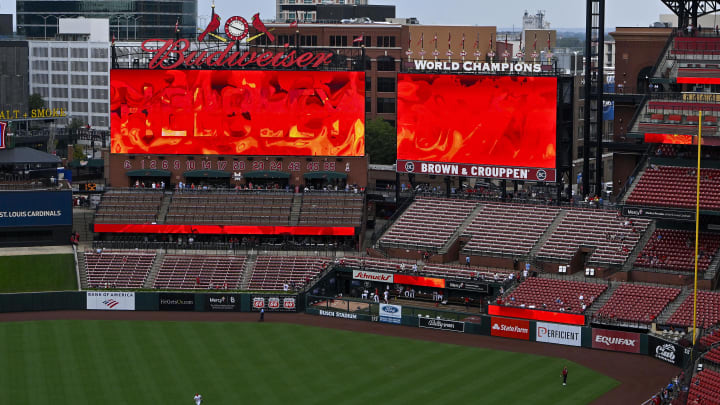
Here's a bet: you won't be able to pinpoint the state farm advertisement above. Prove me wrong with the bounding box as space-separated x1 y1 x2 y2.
591 329 641 354
397 74 557 179
353 270 393 283
111 69 365 156
490 317 530 340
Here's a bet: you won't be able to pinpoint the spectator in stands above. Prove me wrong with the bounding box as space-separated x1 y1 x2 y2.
465 256 471 266
412 263 418 274
399 263 405 273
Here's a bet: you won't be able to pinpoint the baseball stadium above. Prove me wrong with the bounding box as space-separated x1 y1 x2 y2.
2 1 720 404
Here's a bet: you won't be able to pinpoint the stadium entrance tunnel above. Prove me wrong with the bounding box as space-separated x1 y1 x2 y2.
304 171 348 190
183 170 232 187
242 171 291 188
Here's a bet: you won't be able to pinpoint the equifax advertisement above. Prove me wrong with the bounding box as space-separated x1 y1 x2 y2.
397 74 557 181
591 328 641 354
111 69 365 156
0 191 72 228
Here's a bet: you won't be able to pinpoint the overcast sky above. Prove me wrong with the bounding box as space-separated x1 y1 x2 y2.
0 0 677 30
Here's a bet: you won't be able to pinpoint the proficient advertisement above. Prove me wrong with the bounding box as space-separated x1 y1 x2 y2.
87 291 135 311
159 293 195 311
419 317 465 332
591 329 641 354
490 317 530 340
536 322 581 346
379 303 402 324
111 69 365 156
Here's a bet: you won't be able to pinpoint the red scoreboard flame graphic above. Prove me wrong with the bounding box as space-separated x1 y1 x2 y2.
397 74 557 169
111 70 365 156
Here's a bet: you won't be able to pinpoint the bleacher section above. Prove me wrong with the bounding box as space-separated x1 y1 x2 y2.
704 345 720 365
627 166 720 210
248 256 329 291
379 197 479 251
594 284 680 324
672 36 720 57
85 250 155 288
95 190 163 224
166 191 292 225
341 256 416 273
701 329 720 347
461 203 560 257
688 369 720 405
502 277 607 313
667 291 720 328
422 263 513 282
153 255 247 290
635 229 720 272
537 209 650 266
299 193 363 226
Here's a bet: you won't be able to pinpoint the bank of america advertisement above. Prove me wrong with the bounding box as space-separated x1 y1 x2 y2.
0 191 72 227
87 291 136 311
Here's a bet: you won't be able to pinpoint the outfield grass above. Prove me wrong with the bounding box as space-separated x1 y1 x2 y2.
0 254 77 292
0 320 618 404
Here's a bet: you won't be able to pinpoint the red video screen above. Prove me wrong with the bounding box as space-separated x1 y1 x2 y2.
644 133 693 145
397 74 557 168
111 69 365 156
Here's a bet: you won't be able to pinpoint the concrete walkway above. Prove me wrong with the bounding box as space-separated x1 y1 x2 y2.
0 246 74 256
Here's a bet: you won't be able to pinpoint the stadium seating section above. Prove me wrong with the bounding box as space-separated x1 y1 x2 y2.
634 229 720 272
502 277 607 313
704 345 720 365
422 263 513 282
672 36 720 56
166 191 292 225
95 190 163 224
379 197 479 251
461 203 560 257
688 369 720 405
340 256 416 273
537 209 650 265
627 166 720 210
248 256 330 291
85 250 155 288
667 291 720 328
594 284 680 324
153 255 247 290
701 329 720 347
299 193 364 226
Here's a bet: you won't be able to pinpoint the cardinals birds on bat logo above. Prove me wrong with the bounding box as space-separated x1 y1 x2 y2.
197 12 275 43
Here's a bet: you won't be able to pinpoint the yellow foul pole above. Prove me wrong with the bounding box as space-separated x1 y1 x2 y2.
693 111 702 345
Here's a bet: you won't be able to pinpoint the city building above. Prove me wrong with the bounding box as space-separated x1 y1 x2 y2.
0 39 29 114
16 0 197 40
28 18 110 130
276 0 368 23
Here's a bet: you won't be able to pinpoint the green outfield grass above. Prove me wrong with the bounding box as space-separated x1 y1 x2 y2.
0 320 618 404
0 254 77 292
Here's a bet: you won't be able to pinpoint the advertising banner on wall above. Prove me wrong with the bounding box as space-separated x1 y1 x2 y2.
536 322 581 346
159 293 195 311
252 296 297 312
86 291 135 311
0 191 72 228
204 294 241 312
419 317 465 332
353 270 394 283
591 328 641 353
379 303 402 324
490 317 530 340
648 336 685 366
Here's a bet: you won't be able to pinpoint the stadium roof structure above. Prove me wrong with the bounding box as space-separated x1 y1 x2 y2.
0 147 61 165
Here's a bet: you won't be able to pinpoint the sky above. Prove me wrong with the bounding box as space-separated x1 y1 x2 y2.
0 0 675 30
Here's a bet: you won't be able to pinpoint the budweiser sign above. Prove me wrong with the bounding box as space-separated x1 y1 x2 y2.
140 12 334 70
353 270 393 283
591 329 640 353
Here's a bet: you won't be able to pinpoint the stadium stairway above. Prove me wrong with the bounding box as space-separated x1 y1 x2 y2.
621 221 657 272
289 194 302 226
77 251 88 289
439 203 486 255
239 255 257 290
656 286 691 325
142 250 165 288
619 161 649 205
156 191 174 224
704 252 720 281
529 210 568 260
72 208 95 244
585 280 620 317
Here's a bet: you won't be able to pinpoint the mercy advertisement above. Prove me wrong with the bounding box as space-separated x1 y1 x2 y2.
111 69 365 156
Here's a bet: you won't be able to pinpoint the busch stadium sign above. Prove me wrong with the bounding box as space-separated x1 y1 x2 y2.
413 60 542 73
140 12 333 70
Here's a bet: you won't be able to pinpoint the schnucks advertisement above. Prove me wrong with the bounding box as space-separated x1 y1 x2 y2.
0 191 72 227
397 74 557 181
490 317 530 340
111 69 365 156
536 322 581 347
379 303 402 324
87 291 135 311
591 328 641 354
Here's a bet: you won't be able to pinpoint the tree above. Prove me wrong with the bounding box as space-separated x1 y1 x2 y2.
72 144 85 161
28 93 45 110
67 118 84 130
364 118 396 165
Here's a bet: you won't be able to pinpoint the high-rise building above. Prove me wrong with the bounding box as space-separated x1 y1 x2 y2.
276 0 368 23
16 0 197 40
